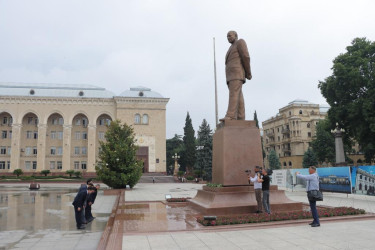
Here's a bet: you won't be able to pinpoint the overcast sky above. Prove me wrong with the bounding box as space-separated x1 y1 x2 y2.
1 0 375 138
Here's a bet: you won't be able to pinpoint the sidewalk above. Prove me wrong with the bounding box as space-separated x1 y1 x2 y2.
122 183 375 250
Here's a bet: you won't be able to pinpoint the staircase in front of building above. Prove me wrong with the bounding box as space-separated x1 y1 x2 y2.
139 172 176 183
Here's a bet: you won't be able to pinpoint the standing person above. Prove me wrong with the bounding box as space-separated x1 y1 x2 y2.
73 186 95 229
296 166 320 227
85 184 100 223
77 179 93 224
220 30 252 121
250 166 263 213
258 168 271 214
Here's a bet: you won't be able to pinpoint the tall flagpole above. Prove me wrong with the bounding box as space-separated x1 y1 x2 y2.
213 37 219 125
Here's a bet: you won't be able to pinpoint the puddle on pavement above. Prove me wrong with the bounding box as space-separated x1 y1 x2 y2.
123 201 202 233
0 186 109 232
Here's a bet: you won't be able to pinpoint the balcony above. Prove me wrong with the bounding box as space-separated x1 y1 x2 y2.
281 128 290 134
266 131 275 137
282 148 291 153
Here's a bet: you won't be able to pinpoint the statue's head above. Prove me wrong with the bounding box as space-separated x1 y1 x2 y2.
227 31 238 44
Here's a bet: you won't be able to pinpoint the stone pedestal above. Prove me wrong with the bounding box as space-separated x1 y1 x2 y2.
212 120 263 186
189 120 303 215
189 185 302 215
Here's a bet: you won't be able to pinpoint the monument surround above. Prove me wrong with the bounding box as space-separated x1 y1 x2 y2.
189 120 302 215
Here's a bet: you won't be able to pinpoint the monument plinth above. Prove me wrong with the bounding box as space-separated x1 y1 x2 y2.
212 120 263 186
189 120 303 215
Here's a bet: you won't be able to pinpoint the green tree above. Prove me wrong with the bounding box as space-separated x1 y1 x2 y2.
66 170 75 177
13 169 23 177
311 120 335 164
303 148 318 168
195 119 213 180
74 171 82 178
41 170 50 176
96 120 143 188
181 112 196 174
268 150 281 170
254 110 259 128
319 37 375 162
166 134 183 175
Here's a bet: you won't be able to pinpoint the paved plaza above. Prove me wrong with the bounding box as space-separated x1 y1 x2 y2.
1 182 375 249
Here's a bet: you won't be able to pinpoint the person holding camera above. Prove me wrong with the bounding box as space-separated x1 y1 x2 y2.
296 166 320 227
258 168 271 214
249 166 263 213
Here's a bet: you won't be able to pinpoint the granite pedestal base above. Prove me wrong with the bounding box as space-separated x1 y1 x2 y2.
188 185 303 215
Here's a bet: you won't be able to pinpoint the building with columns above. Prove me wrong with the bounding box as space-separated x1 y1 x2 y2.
262 100 328 169
0 83 169 175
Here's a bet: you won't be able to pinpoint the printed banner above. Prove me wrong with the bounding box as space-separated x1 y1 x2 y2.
350 165 375 196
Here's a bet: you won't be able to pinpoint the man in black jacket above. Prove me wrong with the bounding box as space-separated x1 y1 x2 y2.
73 186 95 229
85 184 100 223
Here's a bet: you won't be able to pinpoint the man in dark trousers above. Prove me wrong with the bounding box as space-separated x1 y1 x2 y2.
85 184 100 223
73 186 95 229
77 179 93 224
258 168 271 214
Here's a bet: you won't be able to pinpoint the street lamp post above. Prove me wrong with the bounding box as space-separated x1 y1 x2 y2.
172 153 180 176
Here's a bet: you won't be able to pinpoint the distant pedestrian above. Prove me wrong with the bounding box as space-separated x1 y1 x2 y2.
73 186 95 229
85 184 100 223
250 166 263 213
258 168 271 214
152 177 155 184
296 166 320 227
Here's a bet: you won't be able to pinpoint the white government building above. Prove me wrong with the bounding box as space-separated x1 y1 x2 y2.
0 83 169 176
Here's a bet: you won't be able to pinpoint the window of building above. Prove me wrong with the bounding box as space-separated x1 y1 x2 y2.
299 110 302 114
1 131 7 139
50 131 56 139
278 136 280 142
0 147 6 155
81 147 87 155
7 147 11 155
57 147 63 155
134 114 141 124
289 161 292 166
57 161 62 169
75 131 80 140
75 119 81 125
9 131 12 139
57 131 63 140
0 161 5 169
81 161 87 170
50 147 56 155
106 119 111 126
52 118 58 125
35 118 38 125
2 117 7 124
27 117 33 124
74 147 80 155
283 162 287 167
26 131 33 139
33 147 37 155
289 111 291 116
98 131 105 140
307 123 310 128
142 114 149 124
25 161 31 169
82 118 87 127
50 161 55 169
308 132 311 138
25 147 31 155
82 132 87 140
7 161 10 169
33 131 38 139
32 161 37 170
58 117 64 125
99 118 105 126
74 161 80 169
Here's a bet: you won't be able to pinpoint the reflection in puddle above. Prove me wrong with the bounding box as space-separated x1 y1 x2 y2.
0 187 108 232
124 202 202 233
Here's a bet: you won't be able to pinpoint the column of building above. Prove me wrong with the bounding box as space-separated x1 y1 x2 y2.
10 123 22 169
87 124 97 172
37 123 47 171
62 124 72 170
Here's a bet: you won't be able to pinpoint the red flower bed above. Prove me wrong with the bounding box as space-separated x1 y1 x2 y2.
166 197 191 202
196 207 365 226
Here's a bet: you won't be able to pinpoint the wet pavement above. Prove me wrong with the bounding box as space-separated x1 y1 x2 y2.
0 183 116 250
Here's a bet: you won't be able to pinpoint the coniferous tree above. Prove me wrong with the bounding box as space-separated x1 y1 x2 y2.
166 134 183 175
268 149 281 170
195 119 213 180
181 112 196 174
303 148 318 168
96 120 143 188
254 110 259 128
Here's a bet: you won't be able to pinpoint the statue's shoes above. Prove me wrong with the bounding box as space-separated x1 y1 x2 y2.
219 117 234 122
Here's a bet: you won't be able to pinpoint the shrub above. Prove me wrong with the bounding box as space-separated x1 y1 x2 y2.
20 176 35 180
206 183 222 188
186 176 194 181
40 170 51 176
177 171 184 177
13 169 23 177
74 171 82 178
66 170 75 177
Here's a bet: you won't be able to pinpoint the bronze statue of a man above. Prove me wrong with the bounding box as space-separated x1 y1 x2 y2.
220 31 252 121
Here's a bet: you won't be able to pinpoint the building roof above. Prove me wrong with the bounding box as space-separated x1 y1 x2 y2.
118 86 164 98
0 82 115 98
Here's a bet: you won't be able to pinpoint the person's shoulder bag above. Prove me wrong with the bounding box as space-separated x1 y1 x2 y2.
307 175 323 201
